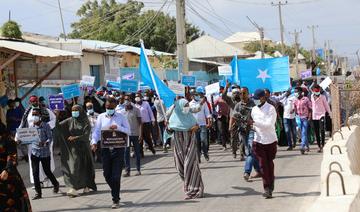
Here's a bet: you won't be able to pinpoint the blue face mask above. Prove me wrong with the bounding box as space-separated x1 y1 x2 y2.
106 109 115 116
87 109 94 115
72 111 80 118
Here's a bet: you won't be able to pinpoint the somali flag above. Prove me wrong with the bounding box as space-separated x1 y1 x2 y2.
225 55 240 85
238 56 290 93
139 42 176 108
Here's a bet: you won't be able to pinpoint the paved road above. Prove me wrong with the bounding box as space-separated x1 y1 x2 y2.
19 144 322 212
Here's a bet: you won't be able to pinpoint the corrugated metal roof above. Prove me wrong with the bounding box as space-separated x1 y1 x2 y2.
247 51 272 59
187 35 247 59
0 40 81 57
224 32 272 43
189 58 226 66
67 39 174 56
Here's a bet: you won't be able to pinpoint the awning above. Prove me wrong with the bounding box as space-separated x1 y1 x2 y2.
0 39 81 63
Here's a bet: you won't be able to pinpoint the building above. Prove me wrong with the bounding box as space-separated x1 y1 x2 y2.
187 35 251 64
224 32 272 50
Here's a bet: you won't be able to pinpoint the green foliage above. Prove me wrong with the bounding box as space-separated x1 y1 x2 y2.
69 0 202 53
1 21 22 39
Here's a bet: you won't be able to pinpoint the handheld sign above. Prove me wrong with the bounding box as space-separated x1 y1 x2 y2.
168 82 185 96
218 65 233 76
319 77 332 90
181 75 196 87
205 82 220 95
16 128 40 145
101 130 128 148
61 84 81 100
107 81 121 90
120 80 139 93
300 70 312 79
48 95 64 111
80 75 95 87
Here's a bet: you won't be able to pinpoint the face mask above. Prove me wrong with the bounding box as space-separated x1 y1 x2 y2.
115 97 120 101
87 109 94 115
72 111 80 118
33 116 40 123
124 100 129 104
135 97 141 102
254 99 261 106
294 93 300 98
106 109 115 116
182 107 190 114
194 96 200 101
15 102 20 107
143 96 149 101
314 92 320 96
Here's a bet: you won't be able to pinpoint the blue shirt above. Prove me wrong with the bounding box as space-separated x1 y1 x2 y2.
31 122 52 158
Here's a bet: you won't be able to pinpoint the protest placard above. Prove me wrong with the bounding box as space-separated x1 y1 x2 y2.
168 82 185 96
120 80 139 93
16 128 40 145
80 75 95 87
48 94 64 110
181 75 196 87
101 130 128 148
218 65 233 76
319 77 332 90
61 84 81 100
300 70 312 79
205 82 220 95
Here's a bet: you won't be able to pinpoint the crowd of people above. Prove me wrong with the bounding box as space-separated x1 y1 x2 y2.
0 78 333 210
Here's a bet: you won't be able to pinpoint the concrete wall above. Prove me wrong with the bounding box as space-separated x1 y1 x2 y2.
308 126 360 212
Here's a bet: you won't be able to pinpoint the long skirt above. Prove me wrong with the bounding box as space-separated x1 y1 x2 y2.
173 131 204 199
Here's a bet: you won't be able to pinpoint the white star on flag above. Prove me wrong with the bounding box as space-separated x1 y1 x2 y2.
256 69 271 83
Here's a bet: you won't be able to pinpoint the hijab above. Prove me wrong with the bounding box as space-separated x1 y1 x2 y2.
169 99 197 131
69 105 90 132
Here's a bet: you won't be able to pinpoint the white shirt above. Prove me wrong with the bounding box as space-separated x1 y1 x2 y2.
135 101 155 123
251 102 277 145
282 96 296 119
154 99 166 122
91 112 131 145
189 100 211 126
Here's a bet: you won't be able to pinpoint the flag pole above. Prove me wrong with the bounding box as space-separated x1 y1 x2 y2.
140 40 168 120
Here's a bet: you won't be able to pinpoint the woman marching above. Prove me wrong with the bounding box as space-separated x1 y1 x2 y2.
168 98 204 199
55 105 97 197
0 122 32 211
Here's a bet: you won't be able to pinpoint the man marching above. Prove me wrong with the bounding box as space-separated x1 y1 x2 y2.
91 97 130 209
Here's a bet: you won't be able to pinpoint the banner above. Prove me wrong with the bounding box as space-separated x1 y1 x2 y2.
48 94 64 111
238 56 290 93
61 84 81 100
101 130 128 148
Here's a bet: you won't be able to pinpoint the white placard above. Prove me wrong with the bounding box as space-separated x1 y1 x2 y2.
104 73 119 83
80 75 95 86
16 128 40 145
218 65 233 76
319 77 332 90
168 82 185 96
205 82 220 95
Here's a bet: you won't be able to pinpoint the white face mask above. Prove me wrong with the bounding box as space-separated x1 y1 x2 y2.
33 116 40 123
254 99 261 106
182 107 190 114
143 96 149 101
135 97 141 102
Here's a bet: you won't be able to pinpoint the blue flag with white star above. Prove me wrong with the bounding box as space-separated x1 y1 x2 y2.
238 56 290 93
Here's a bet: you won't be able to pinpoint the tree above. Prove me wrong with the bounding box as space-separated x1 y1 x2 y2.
68 0 202 53
1 21 22 39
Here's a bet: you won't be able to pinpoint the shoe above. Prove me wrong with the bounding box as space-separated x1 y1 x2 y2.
243 173 250 182
251 172 262 179
233 153 237 159
130 152 135 158
32 194 42 200
262 189 272 199
300 149 305 155
135 171 141 176
123 172 130 177
222 147 227 151
286 147 293 151
66 188 79 197
317 148 323 153
83 187 90 193
163 146 168 153
53 184 59 194
111 202 120 209
204 154 209 161
151 149 156 155
306 147 310 152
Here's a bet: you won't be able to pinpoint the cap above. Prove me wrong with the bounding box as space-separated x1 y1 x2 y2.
29 95 38 103
196 86 205 94
253 89 265 100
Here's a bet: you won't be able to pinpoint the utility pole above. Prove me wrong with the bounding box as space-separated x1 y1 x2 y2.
57 0 67 41
8 10 11 21
271 1 287 55
307 25 319 62
176 0 188 79
289 29 302 78
246 16 265 58
356 50 360 67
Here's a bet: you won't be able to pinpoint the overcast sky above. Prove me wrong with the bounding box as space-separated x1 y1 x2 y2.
1 0 359 65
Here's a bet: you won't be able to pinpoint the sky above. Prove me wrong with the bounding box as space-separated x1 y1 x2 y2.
1 0 360 66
